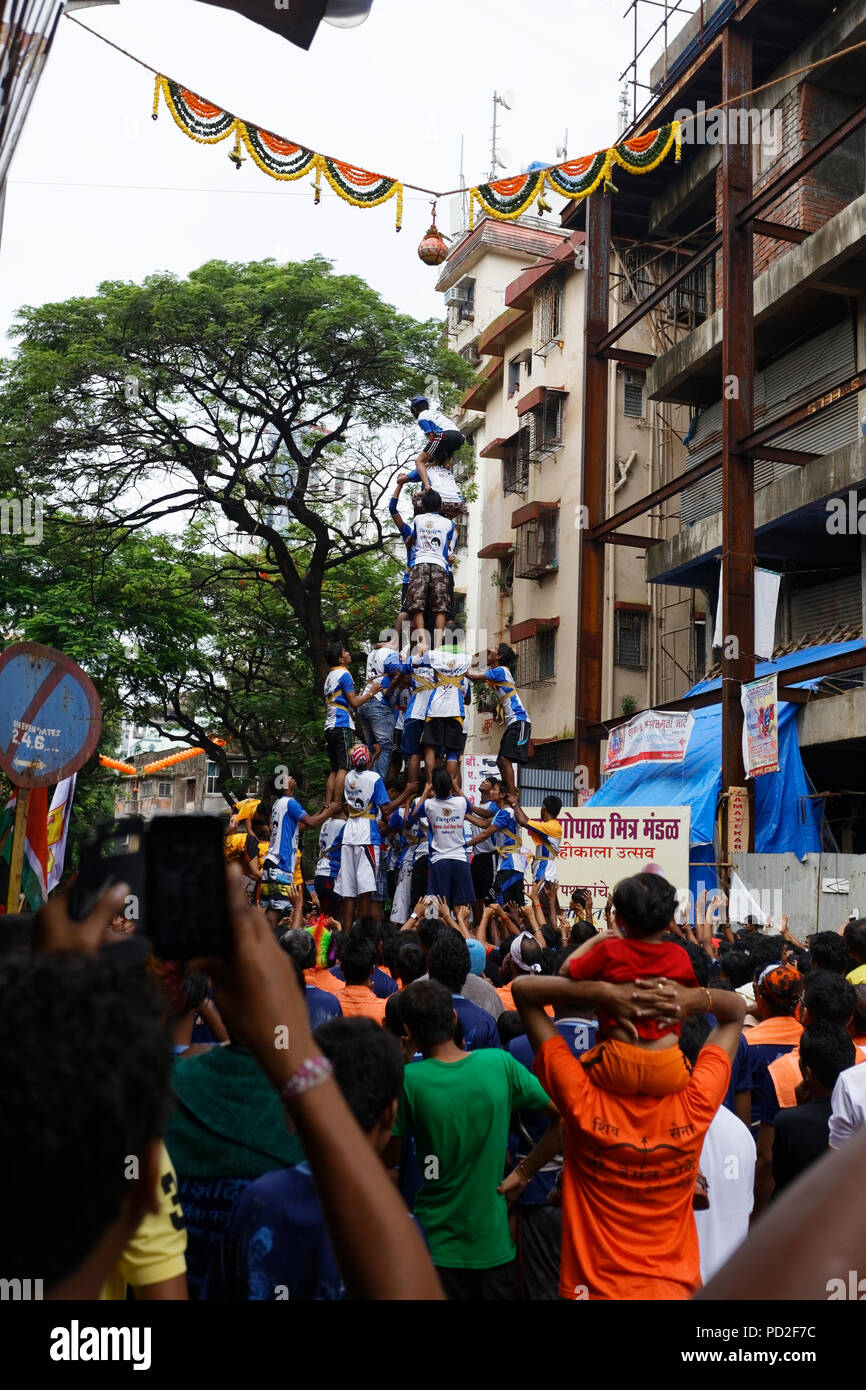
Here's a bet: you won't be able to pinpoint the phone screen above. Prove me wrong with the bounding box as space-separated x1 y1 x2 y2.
145 815 232 961
70 819 147 924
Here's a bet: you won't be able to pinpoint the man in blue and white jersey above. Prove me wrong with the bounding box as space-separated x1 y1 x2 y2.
386 642 437 791
423 643 473 784
336 744 410 931
467 642 532 800
408 767 478 908
397 395 466 516
356 643 402 782
261 772 337 925
322 639 380 803
389 481 454 638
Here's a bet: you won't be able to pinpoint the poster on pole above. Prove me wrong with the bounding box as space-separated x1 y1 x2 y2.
603 710 694 774
521 805 691 915
463 754 504 807
741 674 779 778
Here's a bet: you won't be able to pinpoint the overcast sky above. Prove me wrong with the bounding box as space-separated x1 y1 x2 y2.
0 0 676 348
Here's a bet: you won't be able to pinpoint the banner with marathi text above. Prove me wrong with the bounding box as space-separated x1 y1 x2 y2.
523 805 691 915
741 675 779 778
603 710 694 774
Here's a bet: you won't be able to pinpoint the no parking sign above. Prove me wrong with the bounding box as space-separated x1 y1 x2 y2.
0 642 102 788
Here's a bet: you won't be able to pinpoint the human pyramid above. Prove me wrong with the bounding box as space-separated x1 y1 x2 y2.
227 395 566 946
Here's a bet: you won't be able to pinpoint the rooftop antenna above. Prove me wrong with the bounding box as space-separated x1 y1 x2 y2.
618 83 629 136
458 134 468 231
489 89 514 181
555 129 568 162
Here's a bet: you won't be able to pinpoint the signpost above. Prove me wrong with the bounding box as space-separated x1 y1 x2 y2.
0 643 101 912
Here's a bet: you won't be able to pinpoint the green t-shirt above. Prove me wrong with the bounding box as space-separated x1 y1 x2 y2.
393 1049 549 1269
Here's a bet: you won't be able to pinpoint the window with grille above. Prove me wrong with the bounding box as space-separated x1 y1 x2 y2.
498 555 514 597
138 780 152 799
157 780 171 799
206 762 219 795
623 370 645 419
614 609 649 669
508 358 521 396
452 591 467 630
516 628 557 686
530 395 564 457
503 430 530 496
692 619 707 681
454 513 468 551
533 277 564 353
620 246 656 303
514 508 559 580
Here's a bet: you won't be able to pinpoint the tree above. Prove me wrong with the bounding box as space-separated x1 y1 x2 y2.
0 257 472 685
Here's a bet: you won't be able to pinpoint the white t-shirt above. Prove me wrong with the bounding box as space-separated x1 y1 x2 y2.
694 1103 755 1284
410 514 455 571
363 647 400 704
341 769 389 846
829 1062 866 1148
427 650 472 720
424 795 470 863
474 800 497 855
315 819 343 878
405 653 437 722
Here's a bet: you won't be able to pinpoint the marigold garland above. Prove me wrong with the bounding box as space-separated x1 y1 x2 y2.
151 73 681 240
100 740 227 777
99 756 138 775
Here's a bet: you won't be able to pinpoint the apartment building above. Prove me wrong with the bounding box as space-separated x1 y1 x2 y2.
437 214 696 781
563 0 866 845
112 731 256 820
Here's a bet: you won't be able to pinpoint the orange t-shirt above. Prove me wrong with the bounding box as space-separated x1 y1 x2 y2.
304 967 344 997
534 1034 731 1301
769 1039 866 1109
497 983 516 1012
336 983 387 1024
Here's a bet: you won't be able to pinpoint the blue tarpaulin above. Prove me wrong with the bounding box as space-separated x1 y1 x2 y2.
585 640 865 896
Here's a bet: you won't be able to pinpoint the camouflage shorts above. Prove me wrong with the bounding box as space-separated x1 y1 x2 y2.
405 563 451 616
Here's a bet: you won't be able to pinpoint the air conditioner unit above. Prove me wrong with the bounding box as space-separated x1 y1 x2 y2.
444 284 470 306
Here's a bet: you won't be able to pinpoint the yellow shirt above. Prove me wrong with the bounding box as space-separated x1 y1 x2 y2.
847 964 866 986
100 1144 187 1299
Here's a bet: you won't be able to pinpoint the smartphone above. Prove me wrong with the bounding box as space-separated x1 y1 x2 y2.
71 815 232 961
146 816 232 962
70 818 147 925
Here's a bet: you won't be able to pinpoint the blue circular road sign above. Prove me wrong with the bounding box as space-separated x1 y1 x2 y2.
0 642 103 789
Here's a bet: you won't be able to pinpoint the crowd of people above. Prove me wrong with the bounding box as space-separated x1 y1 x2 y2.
5 404 866 1304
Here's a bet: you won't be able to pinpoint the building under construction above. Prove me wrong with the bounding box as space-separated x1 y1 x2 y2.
566 0 866 863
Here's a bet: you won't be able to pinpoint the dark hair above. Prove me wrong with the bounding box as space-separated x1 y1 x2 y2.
400 979 456 1051
0 912 34 958
432 767 453 800
612 873 677 938
542 795 563 818
421 489 442 513
279 928 315 990
0 952 171 1290
853 984 866 1037
808 932 851 976
679 1013 712 1067
568 920 598 948
325 639 346 667
843 918 866 963
497 644 516 667
497 1010 526 1047
313 1017 403 1132
717 950 753 988
428 927 470 994
393 939 426 987
329 930 348 963
159 963 210 1018
799 1021 855 1091
384 991 407 1039
802 970 856 1026
680 940 712 988
418 918 442 952
539 925 560 951
341 932 377 986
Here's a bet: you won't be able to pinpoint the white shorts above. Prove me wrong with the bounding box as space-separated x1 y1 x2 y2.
336 843 380 898
391 856 414 925
426 464 463 508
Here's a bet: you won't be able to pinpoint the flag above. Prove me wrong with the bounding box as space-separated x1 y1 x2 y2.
0 786 48 912
47 774 76 893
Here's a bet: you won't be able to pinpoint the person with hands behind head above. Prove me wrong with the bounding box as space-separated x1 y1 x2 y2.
191 865 443 1300
512 966 745 1300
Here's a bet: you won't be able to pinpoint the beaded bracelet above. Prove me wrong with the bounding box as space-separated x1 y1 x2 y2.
280 1056 334 1105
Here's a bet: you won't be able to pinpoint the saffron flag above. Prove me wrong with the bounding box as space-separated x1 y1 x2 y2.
47 774 76 893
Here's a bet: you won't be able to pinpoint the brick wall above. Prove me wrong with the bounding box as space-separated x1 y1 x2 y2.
713 82 862 309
